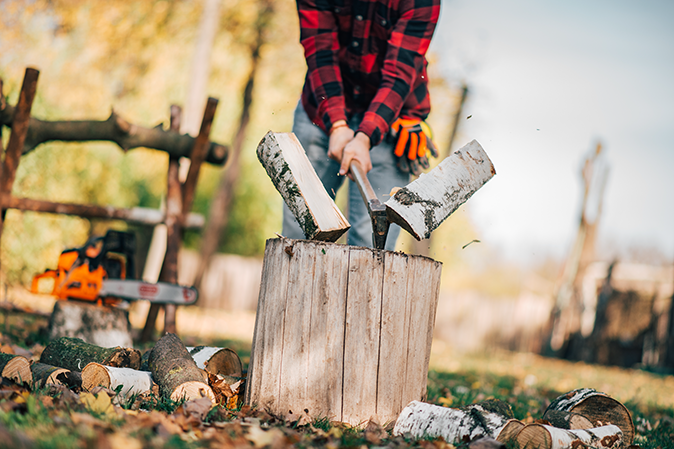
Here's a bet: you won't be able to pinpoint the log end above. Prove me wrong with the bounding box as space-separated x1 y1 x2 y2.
2 356 33 386
516 424 551 449
171 381 216 405
495 419 525 444
204 348 243 378
81 362 112 391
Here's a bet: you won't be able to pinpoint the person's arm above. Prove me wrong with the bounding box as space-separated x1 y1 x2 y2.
357 0 441 147
297 0 347 133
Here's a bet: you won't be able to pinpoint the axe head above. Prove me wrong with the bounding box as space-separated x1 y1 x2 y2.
385 140 496 240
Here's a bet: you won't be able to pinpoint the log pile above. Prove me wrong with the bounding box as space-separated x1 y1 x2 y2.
0 334 244 409
394 388 633 449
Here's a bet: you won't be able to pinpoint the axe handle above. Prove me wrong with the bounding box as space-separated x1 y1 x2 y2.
349 160 390 250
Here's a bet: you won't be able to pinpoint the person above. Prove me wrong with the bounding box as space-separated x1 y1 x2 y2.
282 0 441 250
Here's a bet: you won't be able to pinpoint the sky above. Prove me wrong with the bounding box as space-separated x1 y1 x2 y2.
429 0 674 265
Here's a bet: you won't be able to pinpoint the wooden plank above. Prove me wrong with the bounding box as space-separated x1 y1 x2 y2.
376 252 411 424
305 241 349 421
256 131 350 242
342 247 384 425
278 240 316 416
386 139 496 240
247 238 291 413
402 256 442 404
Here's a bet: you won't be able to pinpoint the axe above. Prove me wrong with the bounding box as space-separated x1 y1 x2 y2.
350 139 496 249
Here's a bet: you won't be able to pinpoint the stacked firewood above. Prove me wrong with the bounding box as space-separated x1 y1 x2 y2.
394 388 634 449
0 333 244 408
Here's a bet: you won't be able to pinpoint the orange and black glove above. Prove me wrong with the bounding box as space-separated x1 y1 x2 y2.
390 117 439 175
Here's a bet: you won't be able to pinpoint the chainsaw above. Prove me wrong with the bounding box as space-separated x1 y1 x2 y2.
30 230 197 306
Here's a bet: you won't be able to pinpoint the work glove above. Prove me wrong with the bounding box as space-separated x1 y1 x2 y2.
390 117 439 176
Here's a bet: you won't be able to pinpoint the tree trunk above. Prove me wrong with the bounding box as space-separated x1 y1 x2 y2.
0 102 228 165
81 362 154 399
147 333 215 403
31 362 82 390
0 353 32 385
39 336 141 372
47 300 133 348
392 400 519 444
245 238 442 425
516 423 622 449
544 388 634 445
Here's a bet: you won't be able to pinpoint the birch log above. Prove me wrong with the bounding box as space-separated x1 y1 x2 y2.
516 423 622 449
147 333 215 404
543 388 634 445
246 238 442 425
385 140 495 240
186 346 242 379
256 131 350 241
541 410 593 430
81 363 153 398
0 353 32 385
393 400 521 444
39 337 141 372
31 362 81 389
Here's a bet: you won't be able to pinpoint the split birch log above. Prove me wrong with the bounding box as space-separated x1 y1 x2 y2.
81 363 153 398
246 238 442 425
256 131 350 241
516 423 622 449
186 346 243 379
393 400 520 444
47 300 133 348
31 362 82 389
544 388 635 445
0 353 32 385
39 337 141 372
385 139 496 240
147 333 215 404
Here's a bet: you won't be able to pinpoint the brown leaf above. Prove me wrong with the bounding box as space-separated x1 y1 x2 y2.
183 397 214 421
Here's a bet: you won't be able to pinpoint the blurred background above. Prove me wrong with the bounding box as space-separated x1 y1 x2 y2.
1 0 672 369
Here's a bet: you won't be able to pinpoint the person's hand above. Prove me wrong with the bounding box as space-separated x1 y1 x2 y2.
327 120 354 163
340 132 372 181
390 117 439 175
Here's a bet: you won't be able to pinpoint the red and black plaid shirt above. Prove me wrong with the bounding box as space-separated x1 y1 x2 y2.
297 0 441 146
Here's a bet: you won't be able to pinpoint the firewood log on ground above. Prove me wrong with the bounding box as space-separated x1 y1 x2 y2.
515 423 623 449
393 399 522 444
39 337 141 372
81 363 154 399
186 346 243 379
543 388 635 445
147 333 215 404
30 362 81 389
0 353 32 385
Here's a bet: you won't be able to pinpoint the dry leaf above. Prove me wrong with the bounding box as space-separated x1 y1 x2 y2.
108 432 142 449
183 397 214 421
246 425 284 448
80 391 115 418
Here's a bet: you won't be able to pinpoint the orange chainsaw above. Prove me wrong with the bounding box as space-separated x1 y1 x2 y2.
31 230 197 306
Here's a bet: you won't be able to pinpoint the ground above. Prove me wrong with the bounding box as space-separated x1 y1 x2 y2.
0 304 673 449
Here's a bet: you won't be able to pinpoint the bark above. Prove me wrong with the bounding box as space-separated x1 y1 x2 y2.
30 362 81 390
393 400 516 444
516 423 622 449
0 103 229 166
147 333 215 403
0 353 32 385
256 133 350 241
544 388 634 445
81 362 153 398
386 139 496 240
39 337 141 372
541 409 594 430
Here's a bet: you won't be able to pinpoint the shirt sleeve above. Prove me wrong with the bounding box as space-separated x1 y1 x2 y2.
357 0 441 146
297 0 347 133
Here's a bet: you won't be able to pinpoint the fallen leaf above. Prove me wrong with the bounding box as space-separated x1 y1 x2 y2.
80 391 115 418
246 425 284 448
108 432 142 449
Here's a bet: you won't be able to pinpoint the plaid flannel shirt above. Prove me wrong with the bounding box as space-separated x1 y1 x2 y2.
297 0 441 146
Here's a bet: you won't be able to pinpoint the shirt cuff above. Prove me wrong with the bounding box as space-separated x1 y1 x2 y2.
317 97 347 133
357 111 388 147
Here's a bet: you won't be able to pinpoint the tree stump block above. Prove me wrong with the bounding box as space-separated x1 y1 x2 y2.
245 238 442 425
47 300 133 348
0 353 32 386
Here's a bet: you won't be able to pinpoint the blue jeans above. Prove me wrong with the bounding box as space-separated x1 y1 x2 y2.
282 102 410 250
